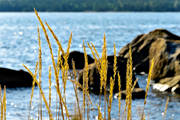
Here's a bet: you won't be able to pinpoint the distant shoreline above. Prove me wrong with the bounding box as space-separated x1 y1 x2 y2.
1 10 180 13
1 0 180 13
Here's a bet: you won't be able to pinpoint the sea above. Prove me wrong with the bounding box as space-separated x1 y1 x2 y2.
0 12 180 120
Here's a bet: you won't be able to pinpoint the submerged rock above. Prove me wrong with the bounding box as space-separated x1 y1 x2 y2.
115 88 145 99
0 67 33 87
119 29 180 94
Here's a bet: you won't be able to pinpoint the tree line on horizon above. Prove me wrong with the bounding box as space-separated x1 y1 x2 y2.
0 0 180 11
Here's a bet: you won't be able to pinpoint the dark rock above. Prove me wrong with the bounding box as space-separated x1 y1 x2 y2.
119 29 180 94
150 39 180 82
172 85 180 94
0 67 33 87
61 51 94 69
118 29 180 74
78 56 139 94
153 75 180 93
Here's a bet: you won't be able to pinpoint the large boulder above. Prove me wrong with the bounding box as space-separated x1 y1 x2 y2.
61 51 94 69
78 56 141 97
0 67 33 87
119 29 180 74
150 38 180 82
119 29 180 94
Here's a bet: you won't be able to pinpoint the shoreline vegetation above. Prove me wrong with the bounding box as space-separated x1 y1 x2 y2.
1 0 180 12
1 9 170 120
1 9 178 119
22 9 155 119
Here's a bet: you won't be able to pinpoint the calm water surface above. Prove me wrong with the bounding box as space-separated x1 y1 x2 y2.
0 12 180 120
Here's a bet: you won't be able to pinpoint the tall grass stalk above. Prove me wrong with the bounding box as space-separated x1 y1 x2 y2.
1 86 4 120
72 60 82 120
108 77 114 120
118 72 121 118
48 66 52 109
3 86 6 120
37 25 43 120
0 86 6 120
113 44 117 80
24 64 54 120
61 33 72 102
88 42 102 107
123 45 133 120
163 97 169 120
34 8 68 120
144 58 154 105
131 78 138 92
100 34 108 119
87 43 100 71
0 86 1 108
45 22 65 55
97 105 103 120
91 42 100 60
28 61 38 120
83 41 90 119
141 58 154 120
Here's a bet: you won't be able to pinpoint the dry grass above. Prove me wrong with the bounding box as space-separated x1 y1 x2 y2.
97 105 103 120
72 60 82 120
122 45 133 120
141 58 154 120
24 64 54 120
118 72 121 117
108 77 114 120
0 9 166 120
163 97 169 120
48 66 52 109
0 86 6 120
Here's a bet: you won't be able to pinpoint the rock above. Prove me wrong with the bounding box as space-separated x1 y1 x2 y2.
119 29 180 74
152 75 180 93
78 56 139 94
150 38 180 82
115 88 145 99
61 51 94 69
119 29 180 94
171 85 180 94
0 67 34 87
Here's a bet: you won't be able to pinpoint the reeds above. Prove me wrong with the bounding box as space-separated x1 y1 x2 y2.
141 58 154 120
72 60 82 119
38 25 43 120
48 66 52 109
0 86 6 120
20 9 168 120
163 97 169 120
108 77 114 120
34 8 69 120
122 45 133 120
118 72 121 117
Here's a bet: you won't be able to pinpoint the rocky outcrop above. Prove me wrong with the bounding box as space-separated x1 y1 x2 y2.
0 68 33 87
119 29 180 74
153 75 180 94
61 51 94 69
119 29 180 94
78 56 141 97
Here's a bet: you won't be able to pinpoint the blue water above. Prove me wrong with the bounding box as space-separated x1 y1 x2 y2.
0 12 180 120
